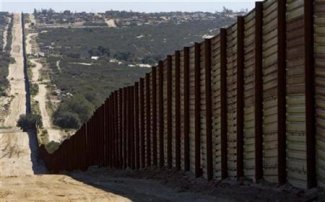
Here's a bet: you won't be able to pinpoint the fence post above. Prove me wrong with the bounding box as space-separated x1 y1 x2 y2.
158 61 165 168
140 78 145 168
134 82 140 169
237 16 244 179
124 87 128 169
277 0 287 185
204 39 213 180
167 55 173 168
194 43 201 177
220 28 228 179
183 47 190 171
304 0 316 189
175 51 181 170
152 67 158 166
255 1 263 181
119 89 123 169
113 91 117 168
146 73 152 167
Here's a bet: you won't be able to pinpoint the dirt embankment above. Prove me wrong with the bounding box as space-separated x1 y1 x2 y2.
3 13 26 127
25 14 65 143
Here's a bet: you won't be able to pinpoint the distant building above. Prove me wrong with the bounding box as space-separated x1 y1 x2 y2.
35 52 45 57
91 56 99 60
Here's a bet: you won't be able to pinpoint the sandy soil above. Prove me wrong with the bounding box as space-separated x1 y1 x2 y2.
2 16 10 51
4 13 26 127
67 167 317 202
0 175 131 202
30 59 63 142
105 19 117 28
25 32 37 54
26 15 63 143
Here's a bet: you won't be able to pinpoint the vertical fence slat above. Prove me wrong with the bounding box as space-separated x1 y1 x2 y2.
220 28 228 179
305 0 316 189
134 82 140 169
167 55 173 168
183 47 190 171
255 1 263 181
204 39 213 180
277 0 287 185
175 51 181 170
146 73 151 166
158 61 164 168
237 16 244 179
140 78 145 168
194 43 201 177
152 67 158 166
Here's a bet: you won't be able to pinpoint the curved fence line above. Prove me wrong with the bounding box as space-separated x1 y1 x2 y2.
40 0 324 190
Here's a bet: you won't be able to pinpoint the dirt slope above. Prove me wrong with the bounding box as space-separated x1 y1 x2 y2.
26 14 63 143
4 13 26 127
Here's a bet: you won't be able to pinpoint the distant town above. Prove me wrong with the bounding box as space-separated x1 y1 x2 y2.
34 7 248 28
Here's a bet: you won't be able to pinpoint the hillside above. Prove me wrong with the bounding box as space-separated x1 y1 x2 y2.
31 10 238 130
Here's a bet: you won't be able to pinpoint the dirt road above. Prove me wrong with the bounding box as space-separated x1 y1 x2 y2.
0 175 131 202
26 14 63 143
4 13 26 127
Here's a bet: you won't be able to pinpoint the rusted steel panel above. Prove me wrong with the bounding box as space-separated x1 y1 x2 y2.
167 55 173 168
194 43 201 177
171 54 177 168
143 77 147 167
152 67 158 166
134 83 140 169
140 78 145 168
315 0 325 189
183 47 190 171
148 71 154 167
304 0 316 189
146 73 151 166
262 0 280 184
243 8 256 180
114 91 118 168
163 59 168 166
277 0 287 185
119 90 122 168
255 2 263 181
123 88 128 169
205 39 213 180
158 61 165 167
125 88 129 168
200 41 207 178
179 49 185 170
237 16 245 179
286 0 308 189
211 34 222 179
175 51 181 170
220 29 228 179
226 23 238 179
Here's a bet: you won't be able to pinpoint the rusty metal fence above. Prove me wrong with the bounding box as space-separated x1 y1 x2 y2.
40 0 325 189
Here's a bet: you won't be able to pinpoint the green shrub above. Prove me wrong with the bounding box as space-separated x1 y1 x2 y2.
53 111 81 129
30 83 39 96
53 95 94 129
17 114 43 131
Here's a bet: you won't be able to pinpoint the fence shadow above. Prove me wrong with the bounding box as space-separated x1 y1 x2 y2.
27 129 47 174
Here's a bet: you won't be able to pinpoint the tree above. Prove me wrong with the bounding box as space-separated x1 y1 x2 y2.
53 95 95 129
17 114 42 131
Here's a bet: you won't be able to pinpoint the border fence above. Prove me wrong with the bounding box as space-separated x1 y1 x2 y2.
40 0 325 190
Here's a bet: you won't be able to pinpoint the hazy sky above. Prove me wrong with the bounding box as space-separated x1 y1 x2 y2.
1 0 257 13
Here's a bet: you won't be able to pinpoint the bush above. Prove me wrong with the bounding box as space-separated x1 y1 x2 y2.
53 111 81 129
30 83 39 96
53 95 94 129
17 114 42 131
